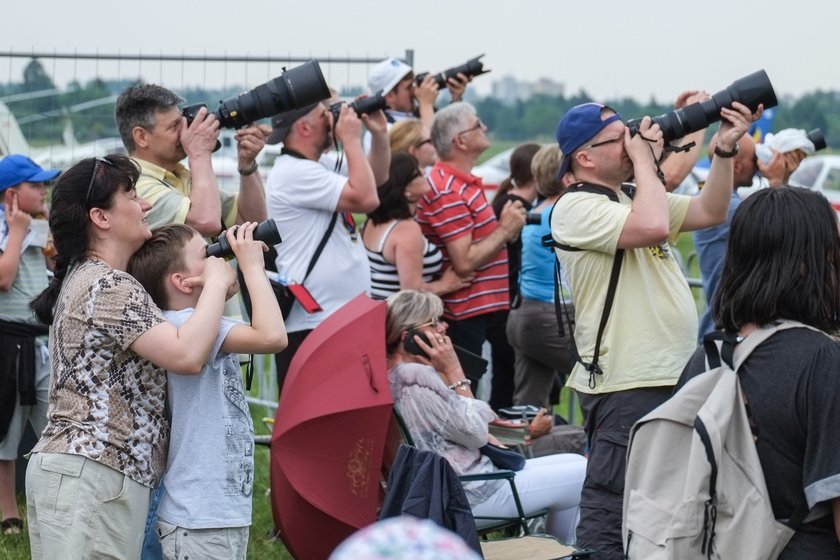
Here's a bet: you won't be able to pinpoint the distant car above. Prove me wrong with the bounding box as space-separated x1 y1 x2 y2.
788 155 840 212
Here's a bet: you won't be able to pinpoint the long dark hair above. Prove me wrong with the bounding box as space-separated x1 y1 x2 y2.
367 152 422 225
30 155 140 324
495 142 541 199
712 187 840 333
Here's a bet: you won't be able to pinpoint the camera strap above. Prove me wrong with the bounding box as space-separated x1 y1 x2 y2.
542 182 626 389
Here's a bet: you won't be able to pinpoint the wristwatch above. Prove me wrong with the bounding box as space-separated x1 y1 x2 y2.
713 143 740 158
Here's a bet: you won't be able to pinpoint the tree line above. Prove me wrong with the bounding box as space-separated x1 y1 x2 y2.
3 59 838 150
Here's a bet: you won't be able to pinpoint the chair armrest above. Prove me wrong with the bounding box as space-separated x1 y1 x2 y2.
458 470 515 482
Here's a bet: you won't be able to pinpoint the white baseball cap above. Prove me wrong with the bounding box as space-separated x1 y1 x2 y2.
368 57 412 95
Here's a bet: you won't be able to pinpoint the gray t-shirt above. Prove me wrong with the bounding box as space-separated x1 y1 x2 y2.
157 308 254 529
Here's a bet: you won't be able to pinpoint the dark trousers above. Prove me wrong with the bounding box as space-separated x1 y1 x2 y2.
273 329 313 400
576 387 672 559
446 310 515 411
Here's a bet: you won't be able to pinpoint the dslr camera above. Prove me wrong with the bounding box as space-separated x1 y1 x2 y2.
182 60 330 129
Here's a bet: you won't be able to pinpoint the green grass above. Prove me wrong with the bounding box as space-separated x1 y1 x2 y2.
1 404 292 560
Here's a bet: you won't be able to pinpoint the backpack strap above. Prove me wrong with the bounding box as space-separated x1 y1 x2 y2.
541 182 628 389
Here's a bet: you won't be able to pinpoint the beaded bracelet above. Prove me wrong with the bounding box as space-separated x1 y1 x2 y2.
448 378 471 391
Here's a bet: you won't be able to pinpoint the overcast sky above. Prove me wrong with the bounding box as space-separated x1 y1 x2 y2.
3 0 838 104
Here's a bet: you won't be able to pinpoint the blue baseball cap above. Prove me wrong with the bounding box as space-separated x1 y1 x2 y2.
0 155 60 193
555 103 622 178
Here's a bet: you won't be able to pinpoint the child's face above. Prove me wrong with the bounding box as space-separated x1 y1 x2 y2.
7 182 48 216
180 233 210 289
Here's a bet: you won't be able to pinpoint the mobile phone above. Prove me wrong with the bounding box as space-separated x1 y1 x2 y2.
403 328 431 359
287 283 322 314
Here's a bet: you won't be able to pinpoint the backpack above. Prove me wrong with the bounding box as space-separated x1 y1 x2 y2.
622 320 812 560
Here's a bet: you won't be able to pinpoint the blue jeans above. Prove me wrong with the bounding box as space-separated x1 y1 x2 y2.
141 483 165 560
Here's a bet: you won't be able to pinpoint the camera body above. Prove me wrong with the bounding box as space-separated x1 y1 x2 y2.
206 219 282 259
525 212 542 226
625 69 778 144
328 92 387 122
414 54 490 90
182 60 330 129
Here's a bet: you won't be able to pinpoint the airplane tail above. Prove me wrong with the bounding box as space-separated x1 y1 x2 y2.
0 100 32 157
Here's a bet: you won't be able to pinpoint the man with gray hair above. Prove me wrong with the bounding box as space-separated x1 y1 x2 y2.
115 84 268 237
415 102 526 409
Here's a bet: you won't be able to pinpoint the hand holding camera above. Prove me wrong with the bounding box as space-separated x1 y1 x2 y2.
499 199 527 241
716 101 759 153
180 105 220 158
625 116 664 165
333 103 363 145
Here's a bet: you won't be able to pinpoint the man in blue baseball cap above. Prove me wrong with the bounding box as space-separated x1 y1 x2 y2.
549 101 758 557
0 154 59 535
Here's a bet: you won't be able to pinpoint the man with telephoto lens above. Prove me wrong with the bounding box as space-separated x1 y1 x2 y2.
115 84 269 237
367 57 469 131
550 100 756 558
265 100 389 396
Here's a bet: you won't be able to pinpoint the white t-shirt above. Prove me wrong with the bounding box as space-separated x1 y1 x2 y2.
157 309 253 528
266 153 371 332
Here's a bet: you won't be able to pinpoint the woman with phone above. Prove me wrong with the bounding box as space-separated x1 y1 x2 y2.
385 289 587 544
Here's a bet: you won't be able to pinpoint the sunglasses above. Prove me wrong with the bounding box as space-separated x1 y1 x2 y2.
85 156 114 204
415 138 433 148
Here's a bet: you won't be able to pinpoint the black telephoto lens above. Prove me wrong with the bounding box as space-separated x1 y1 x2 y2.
414 54 491 90
206 219 282 259
183 60 331 130
807 128 828 152
329 92 387 121
625 69 779 143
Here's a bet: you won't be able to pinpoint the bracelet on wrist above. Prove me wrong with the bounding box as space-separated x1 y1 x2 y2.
713 143 739 159
448 378 471 391
238 161 259 176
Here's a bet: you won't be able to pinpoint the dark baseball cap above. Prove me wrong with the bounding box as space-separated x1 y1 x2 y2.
555 103 623 178
266 103 321 145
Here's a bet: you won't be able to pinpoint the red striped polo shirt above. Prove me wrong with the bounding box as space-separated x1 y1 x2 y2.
416 162 510 320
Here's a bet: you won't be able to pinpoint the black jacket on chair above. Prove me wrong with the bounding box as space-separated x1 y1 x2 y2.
379 444 482 556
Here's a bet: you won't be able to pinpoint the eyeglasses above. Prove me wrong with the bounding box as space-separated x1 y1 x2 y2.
415 138 433 148
581 135 623 151
85 156 114 204
456 119 485 137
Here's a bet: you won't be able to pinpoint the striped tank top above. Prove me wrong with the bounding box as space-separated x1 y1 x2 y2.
365 220 443 300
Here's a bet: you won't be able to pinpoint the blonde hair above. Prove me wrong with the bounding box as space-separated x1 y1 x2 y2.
531 144 565 198
385 290 444 354
389 119 425 154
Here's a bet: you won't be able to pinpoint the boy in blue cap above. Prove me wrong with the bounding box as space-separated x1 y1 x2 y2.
0 155 59 535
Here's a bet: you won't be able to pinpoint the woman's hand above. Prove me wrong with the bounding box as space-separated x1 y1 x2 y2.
410 328 464 384
527 408 553 439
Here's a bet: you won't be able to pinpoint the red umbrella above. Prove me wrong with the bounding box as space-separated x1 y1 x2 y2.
271 293 393 560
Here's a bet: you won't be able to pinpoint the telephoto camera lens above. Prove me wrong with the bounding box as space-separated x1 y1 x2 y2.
414 54 491 90
206 219 282 259
329 92 388 122
625 69 779 143
183 60 331 129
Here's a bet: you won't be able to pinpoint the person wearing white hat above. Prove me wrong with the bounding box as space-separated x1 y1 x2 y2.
367 57 469 132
